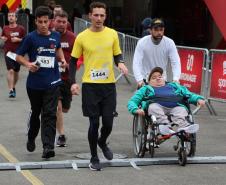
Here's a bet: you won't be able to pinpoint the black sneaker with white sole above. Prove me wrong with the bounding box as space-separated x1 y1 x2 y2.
89 157 102 171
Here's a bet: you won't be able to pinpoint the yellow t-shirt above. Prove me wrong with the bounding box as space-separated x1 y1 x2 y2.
71 27 121 83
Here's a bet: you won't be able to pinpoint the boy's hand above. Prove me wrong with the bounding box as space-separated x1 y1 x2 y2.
197 99 205 107
136 108 145 116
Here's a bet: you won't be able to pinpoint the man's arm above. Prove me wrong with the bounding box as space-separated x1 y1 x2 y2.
133 41 145 86
16 55 39 72
69 56 78 84
69 57 80 95
56 47 67 68
114 54 128 75
168 40 181 82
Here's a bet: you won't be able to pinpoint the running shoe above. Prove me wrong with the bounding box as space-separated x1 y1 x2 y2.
98 140 113 160
56 135 67 147
89 157 102 171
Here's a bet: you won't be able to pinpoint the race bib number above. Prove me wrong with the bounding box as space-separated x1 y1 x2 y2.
6 51 16 61
36 56 55 68
90 68 109 80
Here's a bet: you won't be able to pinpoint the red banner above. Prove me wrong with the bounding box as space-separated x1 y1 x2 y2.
178 48 205 94
0 0 22 11
210 52 226 100
204 0 226 40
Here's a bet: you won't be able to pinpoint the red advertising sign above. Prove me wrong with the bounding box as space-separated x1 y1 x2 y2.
210 52 226 100
178 48 204 94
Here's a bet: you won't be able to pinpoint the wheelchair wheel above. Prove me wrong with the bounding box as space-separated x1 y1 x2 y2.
149 142 155 158
148 131 156 158
185 133 196 157
133 115 147 157
178 148 187 166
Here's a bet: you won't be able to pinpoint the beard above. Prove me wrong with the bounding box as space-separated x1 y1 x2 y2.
151 35 163 45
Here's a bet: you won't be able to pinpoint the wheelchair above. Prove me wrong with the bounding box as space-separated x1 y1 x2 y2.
132 99 198 166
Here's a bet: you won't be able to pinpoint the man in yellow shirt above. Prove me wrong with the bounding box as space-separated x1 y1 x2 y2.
69 1 128 171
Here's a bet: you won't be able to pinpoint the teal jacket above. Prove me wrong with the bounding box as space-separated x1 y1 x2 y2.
127 82 205 114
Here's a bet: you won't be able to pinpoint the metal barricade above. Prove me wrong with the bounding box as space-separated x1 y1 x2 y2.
176 45 215 114
205 49 226 115
177 46 208 95
17 13 29 34
0 13 5 28
115 34 139 83
74 18 88 35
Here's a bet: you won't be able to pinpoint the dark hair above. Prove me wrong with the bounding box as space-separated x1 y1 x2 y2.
35 6 51 18
148 67 163 81
54 4 62 9
89 1 106 13
54 10 68 19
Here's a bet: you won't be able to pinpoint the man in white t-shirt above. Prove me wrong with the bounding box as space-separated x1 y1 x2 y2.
133 18 181 87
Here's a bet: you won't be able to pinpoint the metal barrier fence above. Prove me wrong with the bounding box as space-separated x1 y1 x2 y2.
177 46 208 96
0 13 5 28
73 17 89 35
17 13 29 34
208 49 226 104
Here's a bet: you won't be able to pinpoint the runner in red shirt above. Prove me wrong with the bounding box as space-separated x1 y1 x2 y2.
54 10 76 147
0 11 25 98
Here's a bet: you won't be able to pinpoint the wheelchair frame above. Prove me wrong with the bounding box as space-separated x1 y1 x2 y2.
132 105 197 166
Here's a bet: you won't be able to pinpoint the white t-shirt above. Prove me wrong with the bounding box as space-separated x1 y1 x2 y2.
133 35 181 82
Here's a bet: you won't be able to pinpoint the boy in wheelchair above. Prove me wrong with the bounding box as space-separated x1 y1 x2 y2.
127 67 205 132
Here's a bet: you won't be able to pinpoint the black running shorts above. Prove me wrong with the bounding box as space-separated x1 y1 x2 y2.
82 83 116 117
59 80 72 110
5 56 21 72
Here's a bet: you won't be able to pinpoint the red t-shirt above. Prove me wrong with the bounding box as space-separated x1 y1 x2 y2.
60 30 76 80
2 25 26 54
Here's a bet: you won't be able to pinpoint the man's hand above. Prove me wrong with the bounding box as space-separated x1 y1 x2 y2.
11 37 21 43
197 99 205 107
26 62 39 72
71 83 80 95
136 108 145 116
118 63 128 75
1 36 7 42
173 80 180 84
60 59 68 69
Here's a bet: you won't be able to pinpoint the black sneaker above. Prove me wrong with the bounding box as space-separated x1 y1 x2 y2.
56 135 67 147
98 140 113 160
9 90 15 98
26 140 36 152
89 158 102 171
42 148 55 159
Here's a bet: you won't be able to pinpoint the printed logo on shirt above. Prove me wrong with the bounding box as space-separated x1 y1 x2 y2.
10 32 19 37
49 38 56 42
61 42 69 48
37 47 56 54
